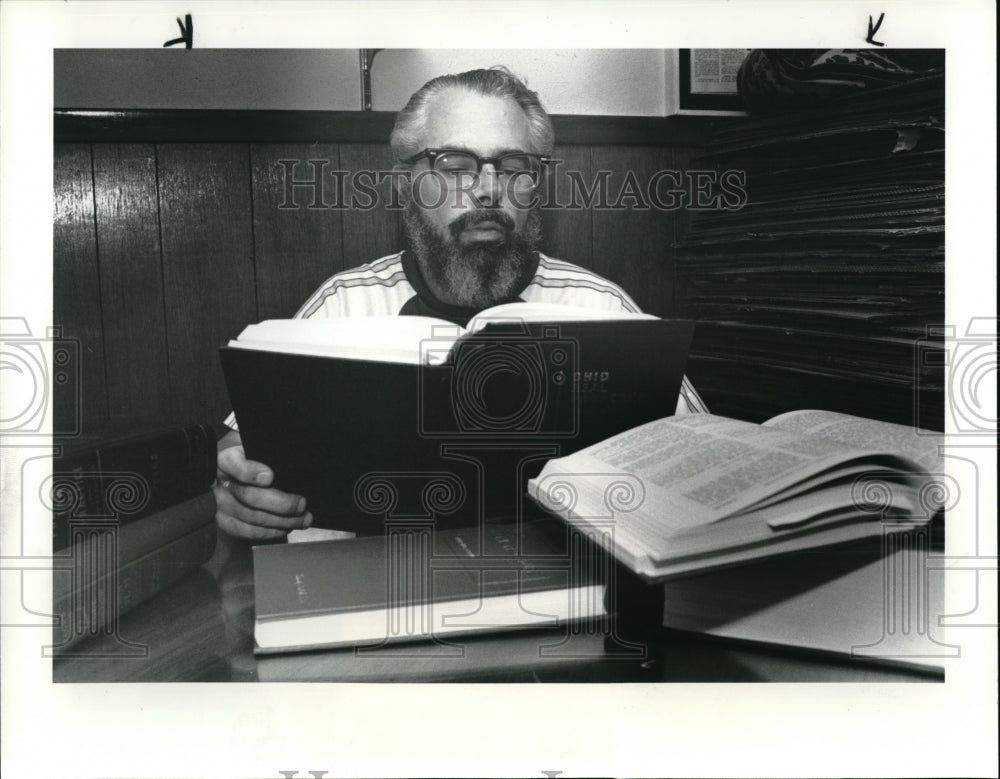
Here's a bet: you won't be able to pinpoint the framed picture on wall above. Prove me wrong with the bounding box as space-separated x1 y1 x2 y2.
678 48 751 111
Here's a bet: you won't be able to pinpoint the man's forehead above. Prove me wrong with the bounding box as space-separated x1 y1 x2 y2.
419 88 533 154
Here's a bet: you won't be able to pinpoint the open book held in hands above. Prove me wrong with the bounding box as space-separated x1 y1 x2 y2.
220 303 693 533
229 302 657 364
528 410 943 579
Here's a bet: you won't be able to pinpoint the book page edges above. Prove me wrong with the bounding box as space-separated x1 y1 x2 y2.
255 584 606 651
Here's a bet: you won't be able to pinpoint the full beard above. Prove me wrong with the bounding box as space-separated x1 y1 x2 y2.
403 200 542 310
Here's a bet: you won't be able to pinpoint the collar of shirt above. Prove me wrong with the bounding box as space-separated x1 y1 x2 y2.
398 249 533 327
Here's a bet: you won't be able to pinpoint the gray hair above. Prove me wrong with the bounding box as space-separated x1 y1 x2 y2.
390 67 555 161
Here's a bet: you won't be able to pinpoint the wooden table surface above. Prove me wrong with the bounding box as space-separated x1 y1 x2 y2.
52 534 943 684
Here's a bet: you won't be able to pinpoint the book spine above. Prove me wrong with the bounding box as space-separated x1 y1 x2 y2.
52 424 218 549
53 491 217 573
51 522 217 651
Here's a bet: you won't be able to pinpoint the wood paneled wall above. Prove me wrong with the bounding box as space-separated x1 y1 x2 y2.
54 114 707 438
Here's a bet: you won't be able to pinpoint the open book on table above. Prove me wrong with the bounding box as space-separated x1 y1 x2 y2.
527 410 943 579
220 303 693 533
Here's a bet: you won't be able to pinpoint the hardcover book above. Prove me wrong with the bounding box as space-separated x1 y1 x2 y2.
659 539 948 674
51 424 218 550
221 304 693 533
51 501 218 653
254 628 610 682
252 518 608 654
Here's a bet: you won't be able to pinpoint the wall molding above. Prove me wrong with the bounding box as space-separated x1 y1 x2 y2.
54 109 736 147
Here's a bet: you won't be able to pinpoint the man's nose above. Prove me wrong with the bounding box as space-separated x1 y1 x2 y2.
472 164 502 206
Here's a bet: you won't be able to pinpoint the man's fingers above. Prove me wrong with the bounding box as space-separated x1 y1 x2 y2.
214 483 312 532
215 511 290 541
227 482 306 516
213 440 314 541
217 445 274 486
218 494 312 531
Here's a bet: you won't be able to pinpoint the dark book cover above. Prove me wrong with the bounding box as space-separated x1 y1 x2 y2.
222 319 692 533
53 491 217 571
51 424 219 549
50 521 218 653
253 518 609 653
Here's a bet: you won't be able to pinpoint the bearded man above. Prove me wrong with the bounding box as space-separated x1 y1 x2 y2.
215 67 705 540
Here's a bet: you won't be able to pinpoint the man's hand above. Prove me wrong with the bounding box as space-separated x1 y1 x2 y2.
214 429 312 540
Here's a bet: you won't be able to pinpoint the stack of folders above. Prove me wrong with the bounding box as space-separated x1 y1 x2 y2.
676 74 945 430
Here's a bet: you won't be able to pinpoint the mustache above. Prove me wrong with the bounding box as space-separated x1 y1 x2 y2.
448 209 516 240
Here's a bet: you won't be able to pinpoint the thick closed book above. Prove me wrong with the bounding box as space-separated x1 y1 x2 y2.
51 424 218 549
255 628 610 682
50 519 217 653
221 304 693 533
660 538 948 674
253 519 608 654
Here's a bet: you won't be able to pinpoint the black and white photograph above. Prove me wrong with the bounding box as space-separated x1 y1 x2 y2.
1 2 997 778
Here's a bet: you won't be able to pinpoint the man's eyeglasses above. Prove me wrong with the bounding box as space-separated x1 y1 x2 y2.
401 148 549 189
